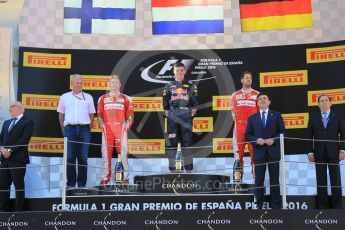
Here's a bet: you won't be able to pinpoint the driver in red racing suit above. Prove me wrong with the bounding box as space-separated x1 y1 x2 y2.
98 75 134 185
230 71 259 178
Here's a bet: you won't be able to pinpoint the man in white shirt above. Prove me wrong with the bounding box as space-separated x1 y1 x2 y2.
57 74 95 188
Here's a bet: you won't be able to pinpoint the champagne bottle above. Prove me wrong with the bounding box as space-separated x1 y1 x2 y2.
115 155 124 182
175 143 183 171
233 151 243 183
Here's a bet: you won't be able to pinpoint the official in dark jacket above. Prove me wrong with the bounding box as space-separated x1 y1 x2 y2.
307 94 345 209
246 93 285 209
0 101 34 212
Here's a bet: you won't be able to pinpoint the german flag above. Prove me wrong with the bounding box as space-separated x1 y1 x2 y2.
240 0 312 32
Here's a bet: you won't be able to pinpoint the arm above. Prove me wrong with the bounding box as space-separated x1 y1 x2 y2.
88 95 96 128
190 84 199 117
97 96 105 128
58 113 65 134
89 113 94 128
267 113 285 146
230 93 236 119
8 119 34 154
338 112 345 160
125 96 134 130
163 84 171 117
306 114 315 162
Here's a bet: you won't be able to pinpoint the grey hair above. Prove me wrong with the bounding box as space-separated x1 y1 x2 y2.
11 101 24 113
71 74 83 84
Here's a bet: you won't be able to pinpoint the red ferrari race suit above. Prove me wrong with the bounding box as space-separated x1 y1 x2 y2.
230 89 259 174
97 93 134 184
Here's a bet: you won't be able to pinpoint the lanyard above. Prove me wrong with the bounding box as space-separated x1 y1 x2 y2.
72 91 85 100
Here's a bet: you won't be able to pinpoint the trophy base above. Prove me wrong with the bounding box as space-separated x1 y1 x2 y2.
96 184 140 195
134 173 230 194
66 188 99 196
218 183 254 194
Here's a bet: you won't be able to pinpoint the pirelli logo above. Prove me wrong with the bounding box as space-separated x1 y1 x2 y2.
282 113 309 129
212 138 249 154
29 137 64 153
70 75 111 90
308 88 345 106
91 117 102 132
212 96 231 111
260 70 308 88
193 117 213 132
307 45 345 63
23 52 71 68
128 139 165 154
22 93 60 110
213 138 233 153
132 97 163 112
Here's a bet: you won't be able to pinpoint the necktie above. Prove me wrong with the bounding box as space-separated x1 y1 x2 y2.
8 118 17 132
261 111 266 127
322 112 328 128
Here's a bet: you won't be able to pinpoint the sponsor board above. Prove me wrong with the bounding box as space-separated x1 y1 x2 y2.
70 75 111 90
91 117 102 132
260 70 308 88
212 138 249 154
212 96 231 111
282 113 309 129
307 45 345 63
22 93 60 110
128 139 165 154
132 97 163 112
29 137 64 153
308 88 345 106
193 117 213 132
23 52 71 68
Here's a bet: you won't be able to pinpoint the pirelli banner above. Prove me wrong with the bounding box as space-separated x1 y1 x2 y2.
18 40 345 157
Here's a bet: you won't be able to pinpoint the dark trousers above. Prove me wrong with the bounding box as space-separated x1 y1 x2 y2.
315 154 342 209
0 161 27 211
254 156 281 209
167 109 193 170
64 126 91 187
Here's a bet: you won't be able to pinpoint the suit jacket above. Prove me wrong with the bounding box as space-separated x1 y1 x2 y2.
0 116 34 163
307 111 345 159
245 110 285 161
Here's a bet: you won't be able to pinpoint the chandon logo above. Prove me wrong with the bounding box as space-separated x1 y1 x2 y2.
44 213 76 229
249 211 284 230
196 211 231 229
141 59 194 84
304 211 339 229
93 213 126 229
144 212 179 230
0 214 29 229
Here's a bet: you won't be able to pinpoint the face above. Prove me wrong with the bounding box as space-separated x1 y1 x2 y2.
257 95 270 110
9 105 22 118
318 95 332 112
174 66 186 81
71 77 83 93
110 78 121 92
241 74 252 88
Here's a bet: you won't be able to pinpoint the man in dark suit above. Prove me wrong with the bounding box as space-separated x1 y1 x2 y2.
0 101 34 212
245 92 285 209
307 94 345 209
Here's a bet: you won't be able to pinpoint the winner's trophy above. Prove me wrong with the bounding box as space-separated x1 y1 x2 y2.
233 151 243 183
115 155 124 183
175 143 184 172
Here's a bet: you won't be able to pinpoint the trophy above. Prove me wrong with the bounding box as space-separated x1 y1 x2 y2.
233 151 243 183
175 143 184 172
114 154 124 183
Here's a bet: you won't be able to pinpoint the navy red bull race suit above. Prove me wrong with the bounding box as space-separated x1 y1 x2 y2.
163 80 198 171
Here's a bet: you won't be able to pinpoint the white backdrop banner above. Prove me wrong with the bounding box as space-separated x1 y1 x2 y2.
0 27 14 126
